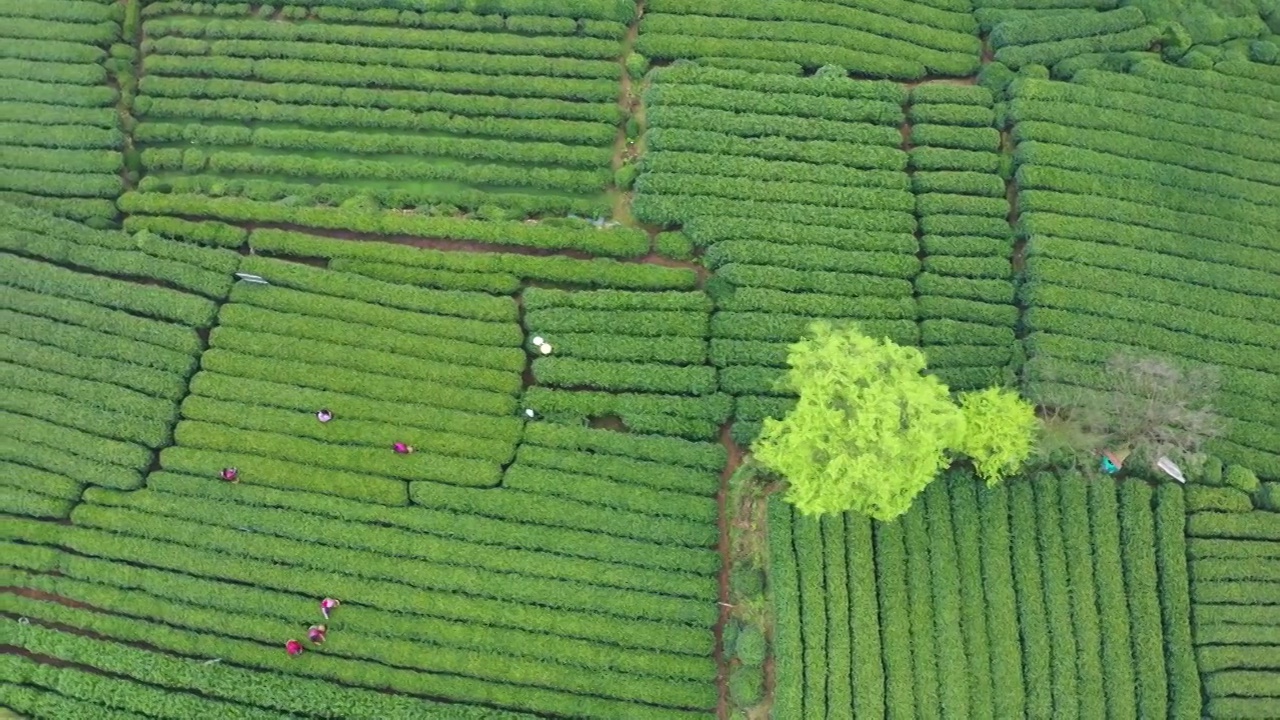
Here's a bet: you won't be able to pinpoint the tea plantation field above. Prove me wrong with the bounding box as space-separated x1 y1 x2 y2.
2 0 1279 718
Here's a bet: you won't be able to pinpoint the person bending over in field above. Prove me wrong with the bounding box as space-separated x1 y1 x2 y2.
286 639 304 657
393 442 414 454
220 467 239 483
308 624 327 645
317 409 333 423
321 597 340 619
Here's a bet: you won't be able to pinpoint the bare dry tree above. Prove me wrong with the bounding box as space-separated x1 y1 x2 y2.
1034 353 1227 473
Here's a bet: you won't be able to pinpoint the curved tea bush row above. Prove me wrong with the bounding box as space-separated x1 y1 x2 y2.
120 194 647 257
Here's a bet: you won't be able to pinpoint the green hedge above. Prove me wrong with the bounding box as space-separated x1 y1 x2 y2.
912 170 1006 197
846 513 885 718
684 216 915 253
994 26 1162 69
911 124 1001 151
645 82 903 124
910 102 995 127
149 470 717 576
2 253 216 326
924 480 970 717
3 622 542 720
0 434 141 490
705 240 917 277
120 193 648 257
1009 481 1052 717
719 288 913 320
1033 476 1080 719
643 151 908 190
917 272 1014 303
410 479 716 551
636 32 931 79
902 506 942 717
523 422 724 471
948 474 995 718
2 314 194 381
793 513 827 717
502 465 717 525
0 387 172 448
1118 481 1169 719
874 519 915 717
990 6 1145 48
713 312 919 346
1058 475 1106 719
181 396 515 464
910 146 1002 173
526 307 708 338
637 173 913 211
515 445 718 496
712 263 913 298
0 460 81 500
1154 486 1202 719
768 498 802 718
645 108 905 147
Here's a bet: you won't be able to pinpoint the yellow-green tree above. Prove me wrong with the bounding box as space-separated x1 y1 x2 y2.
752 323 1036 520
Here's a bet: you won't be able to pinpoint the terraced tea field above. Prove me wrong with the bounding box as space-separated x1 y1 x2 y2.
2 0 1279 718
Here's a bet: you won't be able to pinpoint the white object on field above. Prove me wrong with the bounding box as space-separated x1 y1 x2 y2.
539 343 552 355
1157 456 1186 484
234 272 269 285
532 336 544 346
524 408 536 418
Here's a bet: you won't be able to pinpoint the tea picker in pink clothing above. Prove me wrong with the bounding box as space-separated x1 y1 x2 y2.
320 597 340 619
393 442 414 454
286 639 304 657
316 409 333 423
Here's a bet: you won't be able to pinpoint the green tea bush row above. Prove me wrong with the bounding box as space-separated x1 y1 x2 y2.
912 170 1006 197
6 17 119 44
145 55 620 102
946 475 995 717
1009 481 1053 716
2 650 289 720
713 312 918 345
189 38 623 79
1154 488 1203 720
911 124 1001 152
526 307 707 338
0 435 140 490
122 214 246 247
637 33 929 79
792 513 827 716
1023 306 1280 374
121 193 648 257
0 168 121 198
0 78 116 108
916 272 1014 303
31 549 712 683
685 217 914 253
712 263 912 298
532 357 717 395
219 304 524 373
1073 68 1280 123
920 214 1011 238
1032 477 1082 718
902 506 942 717
537 332 709 366
923 481 971 717
67 502 715 627
1018 173 1280 247
1 387 171 448
1009 77 1280 143
843 513 885 717
718 287 914 319
645 123 901 157
1025 256 1280 322
0 487 75 519
2 621 545 720
503 465 717 528
181 396 515 465
645 0 977 49
1025 232 1279 297
923 344 1014 368
1014 137 1280 208
1 411 151 471
1022 283 1280 349
873 519 915 716
523 422 724 471
1132 59 1280 102
143 16 625 57
523 287 709 312
910 102 995 127
705 240 917 277
0 360 177 422
923 256 1010 279
411 479 714 552
0 57 106 86
0 460 81 500
138 75 620 124
709 339 787 368
717 365 785 396
1 590 709 717
141 96 616 144
0 146 121 174
653 63 902 99
768 498 803 717
921 318 1012 346
910 146 1002 173
152 470 717 575
0 37 106 63
820 515 853 713
330 260 519 294
637 172 912 211
515 445 718 496
643 151 908 190
646 83 902 125
86 486 713 604
995 26 1162 69
0 103 118 131
1118 482 1168 718
3 310 195 377
991 6 1145 48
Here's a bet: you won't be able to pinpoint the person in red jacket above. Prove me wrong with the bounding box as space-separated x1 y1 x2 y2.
393 442 414 454
286 639 304 657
